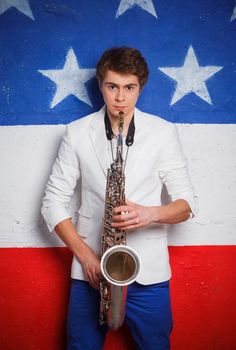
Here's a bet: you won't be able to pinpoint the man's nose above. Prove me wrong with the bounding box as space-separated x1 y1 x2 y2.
115 88 125 101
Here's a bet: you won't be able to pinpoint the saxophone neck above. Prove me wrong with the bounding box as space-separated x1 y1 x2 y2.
116 112 124 161
118 111 124 134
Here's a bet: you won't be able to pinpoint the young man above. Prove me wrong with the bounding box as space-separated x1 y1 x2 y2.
42 47 197 350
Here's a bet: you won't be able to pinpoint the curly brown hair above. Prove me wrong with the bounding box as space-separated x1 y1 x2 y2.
96 47 149 91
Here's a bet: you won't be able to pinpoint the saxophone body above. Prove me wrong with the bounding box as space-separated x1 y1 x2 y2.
99 112 140 330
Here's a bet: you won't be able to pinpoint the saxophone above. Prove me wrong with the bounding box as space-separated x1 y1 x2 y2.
99 111 140 330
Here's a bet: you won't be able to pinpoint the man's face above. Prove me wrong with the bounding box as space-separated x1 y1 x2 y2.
101 70 140 120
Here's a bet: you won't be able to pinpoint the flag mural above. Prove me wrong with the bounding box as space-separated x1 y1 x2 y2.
0 0 236 349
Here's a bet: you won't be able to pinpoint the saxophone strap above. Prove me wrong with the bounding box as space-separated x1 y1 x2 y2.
109 139 130 169
104 111 135 146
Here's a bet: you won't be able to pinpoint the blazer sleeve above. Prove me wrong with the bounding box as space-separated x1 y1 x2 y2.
41 124 80 232
158 123 198 217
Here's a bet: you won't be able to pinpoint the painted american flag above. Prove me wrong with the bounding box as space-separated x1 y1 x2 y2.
0 1 236 349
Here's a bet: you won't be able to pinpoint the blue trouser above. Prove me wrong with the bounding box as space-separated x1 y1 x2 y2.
67 279 173 350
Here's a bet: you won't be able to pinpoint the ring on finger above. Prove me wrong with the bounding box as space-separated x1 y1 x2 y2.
122 212 129 221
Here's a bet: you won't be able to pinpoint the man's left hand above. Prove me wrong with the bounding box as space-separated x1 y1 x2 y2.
112 200 157 230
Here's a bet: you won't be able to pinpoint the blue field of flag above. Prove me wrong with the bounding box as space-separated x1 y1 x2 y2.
0 0 235 125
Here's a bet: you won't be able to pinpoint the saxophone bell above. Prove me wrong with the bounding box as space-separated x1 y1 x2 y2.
101 245 140 287
101 246 140 330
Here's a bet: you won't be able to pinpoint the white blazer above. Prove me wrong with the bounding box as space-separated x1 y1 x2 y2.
42 106 197 285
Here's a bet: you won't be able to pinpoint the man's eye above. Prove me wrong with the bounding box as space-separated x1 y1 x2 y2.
126 86 134 90
108 85 116 90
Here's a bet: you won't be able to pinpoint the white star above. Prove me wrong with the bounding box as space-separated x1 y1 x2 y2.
231 6 236 21
116 0 157 18
159 46 223 105
38 48 96 108
0 0 34 20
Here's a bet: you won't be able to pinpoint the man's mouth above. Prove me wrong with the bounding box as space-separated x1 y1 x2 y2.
113 106 126 110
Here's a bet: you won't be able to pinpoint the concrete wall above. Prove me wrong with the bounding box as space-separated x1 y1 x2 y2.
0 1 236 349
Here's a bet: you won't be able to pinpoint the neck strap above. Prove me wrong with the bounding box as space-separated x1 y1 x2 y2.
104 111 135 147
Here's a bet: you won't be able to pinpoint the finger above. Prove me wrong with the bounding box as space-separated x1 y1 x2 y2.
112 217 140 228
87 267 99 286
95 267 102 279
92 277 100 289
125 223 142 230
113 204 135 214
94 272 101 289
91 278 100 290
113 211 136 223
113 205 128 214
89 280 100 290
86 272 94 286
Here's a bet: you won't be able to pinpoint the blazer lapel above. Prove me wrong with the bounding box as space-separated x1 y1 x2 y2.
124 108 146 172
89 106 110 178
89 107 148 179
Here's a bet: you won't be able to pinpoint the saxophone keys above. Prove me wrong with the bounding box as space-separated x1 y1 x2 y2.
103 285 109 296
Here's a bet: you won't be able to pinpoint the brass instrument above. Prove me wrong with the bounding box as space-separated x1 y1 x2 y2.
99 111 140 330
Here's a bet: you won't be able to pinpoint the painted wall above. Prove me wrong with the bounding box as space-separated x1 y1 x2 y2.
0 1 236 349
1 247 236 350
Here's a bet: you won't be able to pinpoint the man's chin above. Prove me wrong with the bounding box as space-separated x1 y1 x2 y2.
108 110 125 118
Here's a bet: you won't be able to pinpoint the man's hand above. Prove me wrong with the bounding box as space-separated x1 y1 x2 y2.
55 218 101 290
112 200 156 230
112 198 191 229
80 249 101 290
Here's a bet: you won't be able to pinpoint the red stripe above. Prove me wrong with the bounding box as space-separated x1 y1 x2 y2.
0 246 235 350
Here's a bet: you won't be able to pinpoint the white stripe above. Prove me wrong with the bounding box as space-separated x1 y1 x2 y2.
0 124 235 247
0 125 66 247
169 124 236 245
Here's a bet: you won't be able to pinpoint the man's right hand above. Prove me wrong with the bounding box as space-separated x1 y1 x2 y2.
54 218 101 289
80 248 101 289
